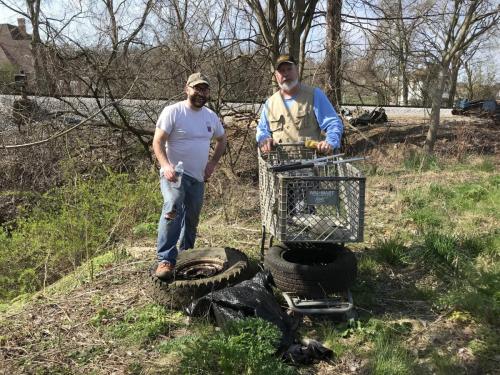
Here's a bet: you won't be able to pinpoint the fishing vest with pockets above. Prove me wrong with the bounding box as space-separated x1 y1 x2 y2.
267 84 321 144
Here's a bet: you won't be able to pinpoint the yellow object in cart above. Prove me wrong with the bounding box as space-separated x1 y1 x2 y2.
304 139 318 149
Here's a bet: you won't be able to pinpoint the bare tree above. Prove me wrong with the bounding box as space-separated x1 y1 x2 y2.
350 0 431 105
446 40 486 107
243 0 319 80
463 58 498 100
325 0 342 107
417 0 499 153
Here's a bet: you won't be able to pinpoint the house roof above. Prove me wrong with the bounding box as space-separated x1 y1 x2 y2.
4 24 31 40
0 22 33 74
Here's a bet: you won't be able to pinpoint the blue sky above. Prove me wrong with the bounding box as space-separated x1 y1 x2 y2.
1 1 498 82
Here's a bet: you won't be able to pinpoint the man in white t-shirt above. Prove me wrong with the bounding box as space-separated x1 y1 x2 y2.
152 72 227 280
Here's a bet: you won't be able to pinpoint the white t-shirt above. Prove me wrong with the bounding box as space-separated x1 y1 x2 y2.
156 101 225 182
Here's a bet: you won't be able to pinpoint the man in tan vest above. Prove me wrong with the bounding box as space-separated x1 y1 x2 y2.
256 54 343 153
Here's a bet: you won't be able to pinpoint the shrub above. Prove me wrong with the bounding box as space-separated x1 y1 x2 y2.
178 318 296 375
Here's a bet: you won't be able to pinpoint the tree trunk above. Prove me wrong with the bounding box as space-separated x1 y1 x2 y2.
464 62 474 99
397 0 409 106
325 0 342 108
424 65 448 153
401 60 409 105
447 57 461 107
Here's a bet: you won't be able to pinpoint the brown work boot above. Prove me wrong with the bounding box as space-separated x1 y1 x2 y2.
155 262 175 280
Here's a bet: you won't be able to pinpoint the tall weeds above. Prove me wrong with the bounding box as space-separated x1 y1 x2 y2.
0 167 160 301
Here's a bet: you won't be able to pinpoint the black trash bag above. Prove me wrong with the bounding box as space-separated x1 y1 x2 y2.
283 339 334 365
348 106 388 126
186 271 297 351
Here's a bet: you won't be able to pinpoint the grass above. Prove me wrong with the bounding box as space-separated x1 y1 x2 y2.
371 334 415 374
0 249 127 314
349 155 499 373
373 236 409 266
403 150 440 172
106 304 185 346
0 151 498 374
0 168 161 302
401 174 499 234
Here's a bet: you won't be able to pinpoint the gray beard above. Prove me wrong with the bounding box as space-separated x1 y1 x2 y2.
279 79 299 92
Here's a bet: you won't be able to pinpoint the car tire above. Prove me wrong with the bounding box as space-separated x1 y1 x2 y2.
264 244 357 297
148 247 249 309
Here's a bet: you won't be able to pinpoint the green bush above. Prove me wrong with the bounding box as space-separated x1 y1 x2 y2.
0 167 161 301
178 318 296 375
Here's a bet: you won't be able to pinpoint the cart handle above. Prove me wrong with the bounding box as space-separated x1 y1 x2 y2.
269 155 365 173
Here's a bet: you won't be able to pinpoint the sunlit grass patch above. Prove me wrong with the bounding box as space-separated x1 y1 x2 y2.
310 318 417 374
401 189 447 231
107 304 185 346
439 263 499 324
68 345 105 366
419 231 494 278
399 177 498 239
412 229 499 323
157 334 198 354
467 325 500 371
358 253 383 276
47 248 130 295
421 232 463 275
365 320 416 374
371 335 415 374
313 322 349 357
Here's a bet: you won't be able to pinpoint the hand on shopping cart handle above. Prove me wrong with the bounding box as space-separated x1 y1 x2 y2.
259 137 275 153
317 141 332 154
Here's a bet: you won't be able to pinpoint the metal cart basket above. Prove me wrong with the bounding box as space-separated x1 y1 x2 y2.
258 145 366 245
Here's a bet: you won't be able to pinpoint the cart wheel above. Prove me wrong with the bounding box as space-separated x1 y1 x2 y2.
264 244 357 297
148 247 249 309
344 308 358 322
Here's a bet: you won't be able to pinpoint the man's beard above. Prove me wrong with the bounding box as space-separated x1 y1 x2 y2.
279 79 299 92
188 93 208 108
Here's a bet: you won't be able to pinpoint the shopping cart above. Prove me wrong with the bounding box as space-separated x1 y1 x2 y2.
258 143 366 315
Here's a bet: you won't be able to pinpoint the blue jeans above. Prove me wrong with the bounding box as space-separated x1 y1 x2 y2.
157 169 205 265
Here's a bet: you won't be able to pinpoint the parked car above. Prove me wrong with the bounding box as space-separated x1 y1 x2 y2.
452 98 499 122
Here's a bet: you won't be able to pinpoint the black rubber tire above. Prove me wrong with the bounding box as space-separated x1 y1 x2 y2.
148 247 248 309
264 244 357 297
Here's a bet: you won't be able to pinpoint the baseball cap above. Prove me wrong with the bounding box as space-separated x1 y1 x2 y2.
275 54 296 70
186 72 210 87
